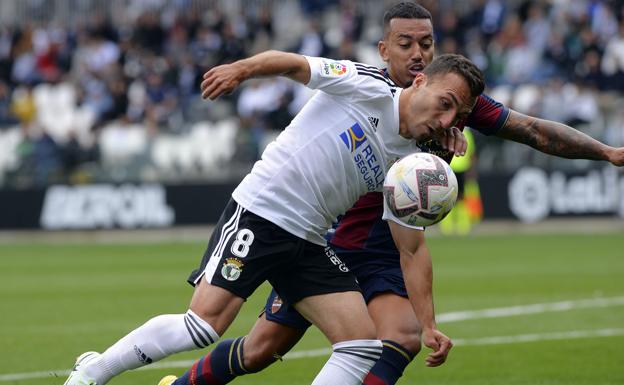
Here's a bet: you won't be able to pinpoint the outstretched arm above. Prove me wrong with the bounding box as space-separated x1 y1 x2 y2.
388 221 452 367
201 50 311 100
496 110 624 166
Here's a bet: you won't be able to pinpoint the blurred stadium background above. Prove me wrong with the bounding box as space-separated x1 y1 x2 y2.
0 0 623 227
0 1 623 385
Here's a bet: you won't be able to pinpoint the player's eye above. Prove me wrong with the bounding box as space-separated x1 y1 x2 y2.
421 40 433 49
398 42 411 49
440 99 451 109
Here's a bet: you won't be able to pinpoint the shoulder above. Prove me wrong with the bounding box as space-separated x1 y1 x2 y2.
465 93 510 135
352 62 397 88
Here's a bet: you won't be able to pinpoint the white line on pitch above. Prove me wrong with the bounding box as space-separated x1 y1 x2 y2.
452 328 624 346
437 296 624 323
2 296 624 382
5 328 624 382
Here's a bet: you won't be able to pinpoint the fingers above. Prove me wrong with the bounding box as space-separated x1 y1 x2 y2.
445 127 468 156
201 77 233 100
200 77 219 99
200 67 238 100
425 338 453 367
423 330 453 368
438 127 467 157
453 127 467 156
612 148 624 167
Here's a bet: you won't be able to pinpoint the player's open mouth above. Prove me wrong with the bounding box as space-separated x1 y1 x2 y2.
408 64 424 75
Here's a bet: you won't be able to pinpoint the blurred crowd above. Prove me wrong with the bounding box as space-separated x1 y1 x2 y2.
0 0 623 188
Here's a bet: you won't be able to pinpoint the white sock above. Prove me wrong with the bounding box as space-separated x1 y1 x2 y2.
83 310 219 384
311 339 383 385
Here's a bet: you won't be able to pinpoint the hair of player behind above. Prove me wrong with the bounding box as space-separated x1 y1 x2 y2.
423 54 485 97
383 2 432 37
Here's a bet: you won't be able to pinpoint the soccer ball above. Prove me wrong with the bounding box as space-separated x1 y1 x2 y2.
383 153 458 227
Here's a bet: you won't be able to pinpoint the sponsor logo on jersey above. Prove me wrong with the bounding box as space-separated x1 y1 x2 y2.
367 116 379 129
271 296 283 314
340 122 384 192
340 122 367 152
321 60 348 77
221 258 244 281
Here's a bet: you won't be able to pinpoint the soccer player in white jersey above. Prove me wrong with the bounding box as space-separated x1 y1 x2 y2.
62 51 484 385
157 4 624 385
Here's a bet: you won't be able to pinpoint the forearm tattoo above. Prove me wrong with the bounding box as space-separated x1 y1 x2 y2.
497 111 609 161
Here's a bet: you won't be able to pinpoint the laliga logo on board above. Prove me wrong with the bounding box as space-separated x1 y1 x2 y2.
508 167 624 222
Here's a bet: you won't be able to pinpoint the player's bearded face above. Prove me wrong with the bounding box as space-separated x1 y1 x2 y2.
407 73 474 141
379 18 435 88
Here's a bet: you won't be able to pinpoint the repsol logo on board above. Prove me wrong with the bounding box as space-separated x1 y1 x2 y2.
508 167 624 222
40 184 175 229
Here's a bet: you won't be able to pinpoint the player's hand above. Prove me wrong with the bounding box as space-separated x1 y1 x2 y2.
436 126 467 156
607 147 624 167
422 327 453 367
201 62 246 100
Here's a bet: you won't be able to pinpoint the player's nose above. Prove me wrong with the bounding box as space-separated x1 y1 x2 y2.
439 113 456 129
410 47 423 62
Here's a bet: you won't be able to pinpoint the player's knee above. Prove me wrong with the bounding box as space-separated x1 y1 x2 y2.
242 339 281 372
357 316 378 340
395 333 422 356
381 331 421 356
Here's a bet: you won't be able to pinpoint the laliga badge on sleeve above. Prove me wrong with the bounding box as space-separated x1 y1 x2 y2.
320 59 348 77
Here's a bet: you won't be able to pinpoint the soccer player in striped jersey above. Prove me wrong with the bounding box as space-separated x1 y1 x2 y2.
63 44 484 385
157 3 624 385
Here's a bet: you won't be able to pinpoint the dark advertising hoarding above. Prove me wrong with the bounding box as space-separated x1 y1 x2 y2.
0 167 621 229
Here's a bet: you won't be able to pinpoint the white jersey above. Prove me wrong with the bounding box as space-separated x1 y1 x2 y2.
232 56 420 245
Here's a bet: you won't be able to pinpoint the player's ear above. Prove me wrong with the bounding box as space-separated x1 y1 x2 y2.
412 72 427 88
378 40 389 62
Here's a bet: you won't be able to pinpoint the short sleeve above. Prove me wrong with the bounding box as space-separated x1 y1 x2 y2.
465 93 510 136
304 56 358 95
304 56 393 101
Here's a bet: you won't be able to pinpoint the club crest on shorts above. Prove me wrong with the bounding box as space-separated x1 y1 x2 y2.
221 258 244 281
271 295 283 314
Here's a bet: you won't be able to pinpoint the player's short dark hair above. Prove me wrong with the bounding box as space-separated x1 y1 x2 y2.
423 54 485 97
383 2 432 37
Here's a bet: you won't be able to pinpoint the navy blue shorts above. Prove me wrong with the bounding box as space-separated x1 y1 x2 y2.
263 247 405 330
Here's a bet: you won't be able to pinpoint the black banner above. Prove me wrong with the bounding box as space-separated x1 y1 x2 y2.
0 183 236 230
480 167 624 222
0 167 622 229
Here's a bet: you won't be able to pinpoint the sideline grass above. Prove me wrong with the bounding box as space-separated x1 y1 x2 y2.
0 233 622 385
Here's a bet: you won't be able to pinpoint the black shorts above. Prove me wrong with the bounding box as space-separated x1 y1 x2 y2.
188 198 360 304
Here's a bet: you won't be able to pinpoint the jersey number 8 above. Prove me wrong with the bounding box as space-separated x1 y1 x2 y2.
231 229 255 258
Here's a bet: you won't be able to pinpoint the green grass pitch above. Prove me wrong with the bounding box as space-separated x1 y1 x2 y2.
1 232 623 385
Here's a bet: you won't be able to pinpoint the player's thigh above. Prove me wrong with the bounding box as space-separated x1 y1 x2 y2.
189 277 245 335
294 291 376 343
243 313 307 371
272 245 373 343
367 292 422 353
188 199 299 333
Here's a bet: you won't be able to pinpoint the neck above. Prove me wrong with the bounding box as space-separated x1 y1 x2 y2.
398 89 411 138
385 68 402 86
